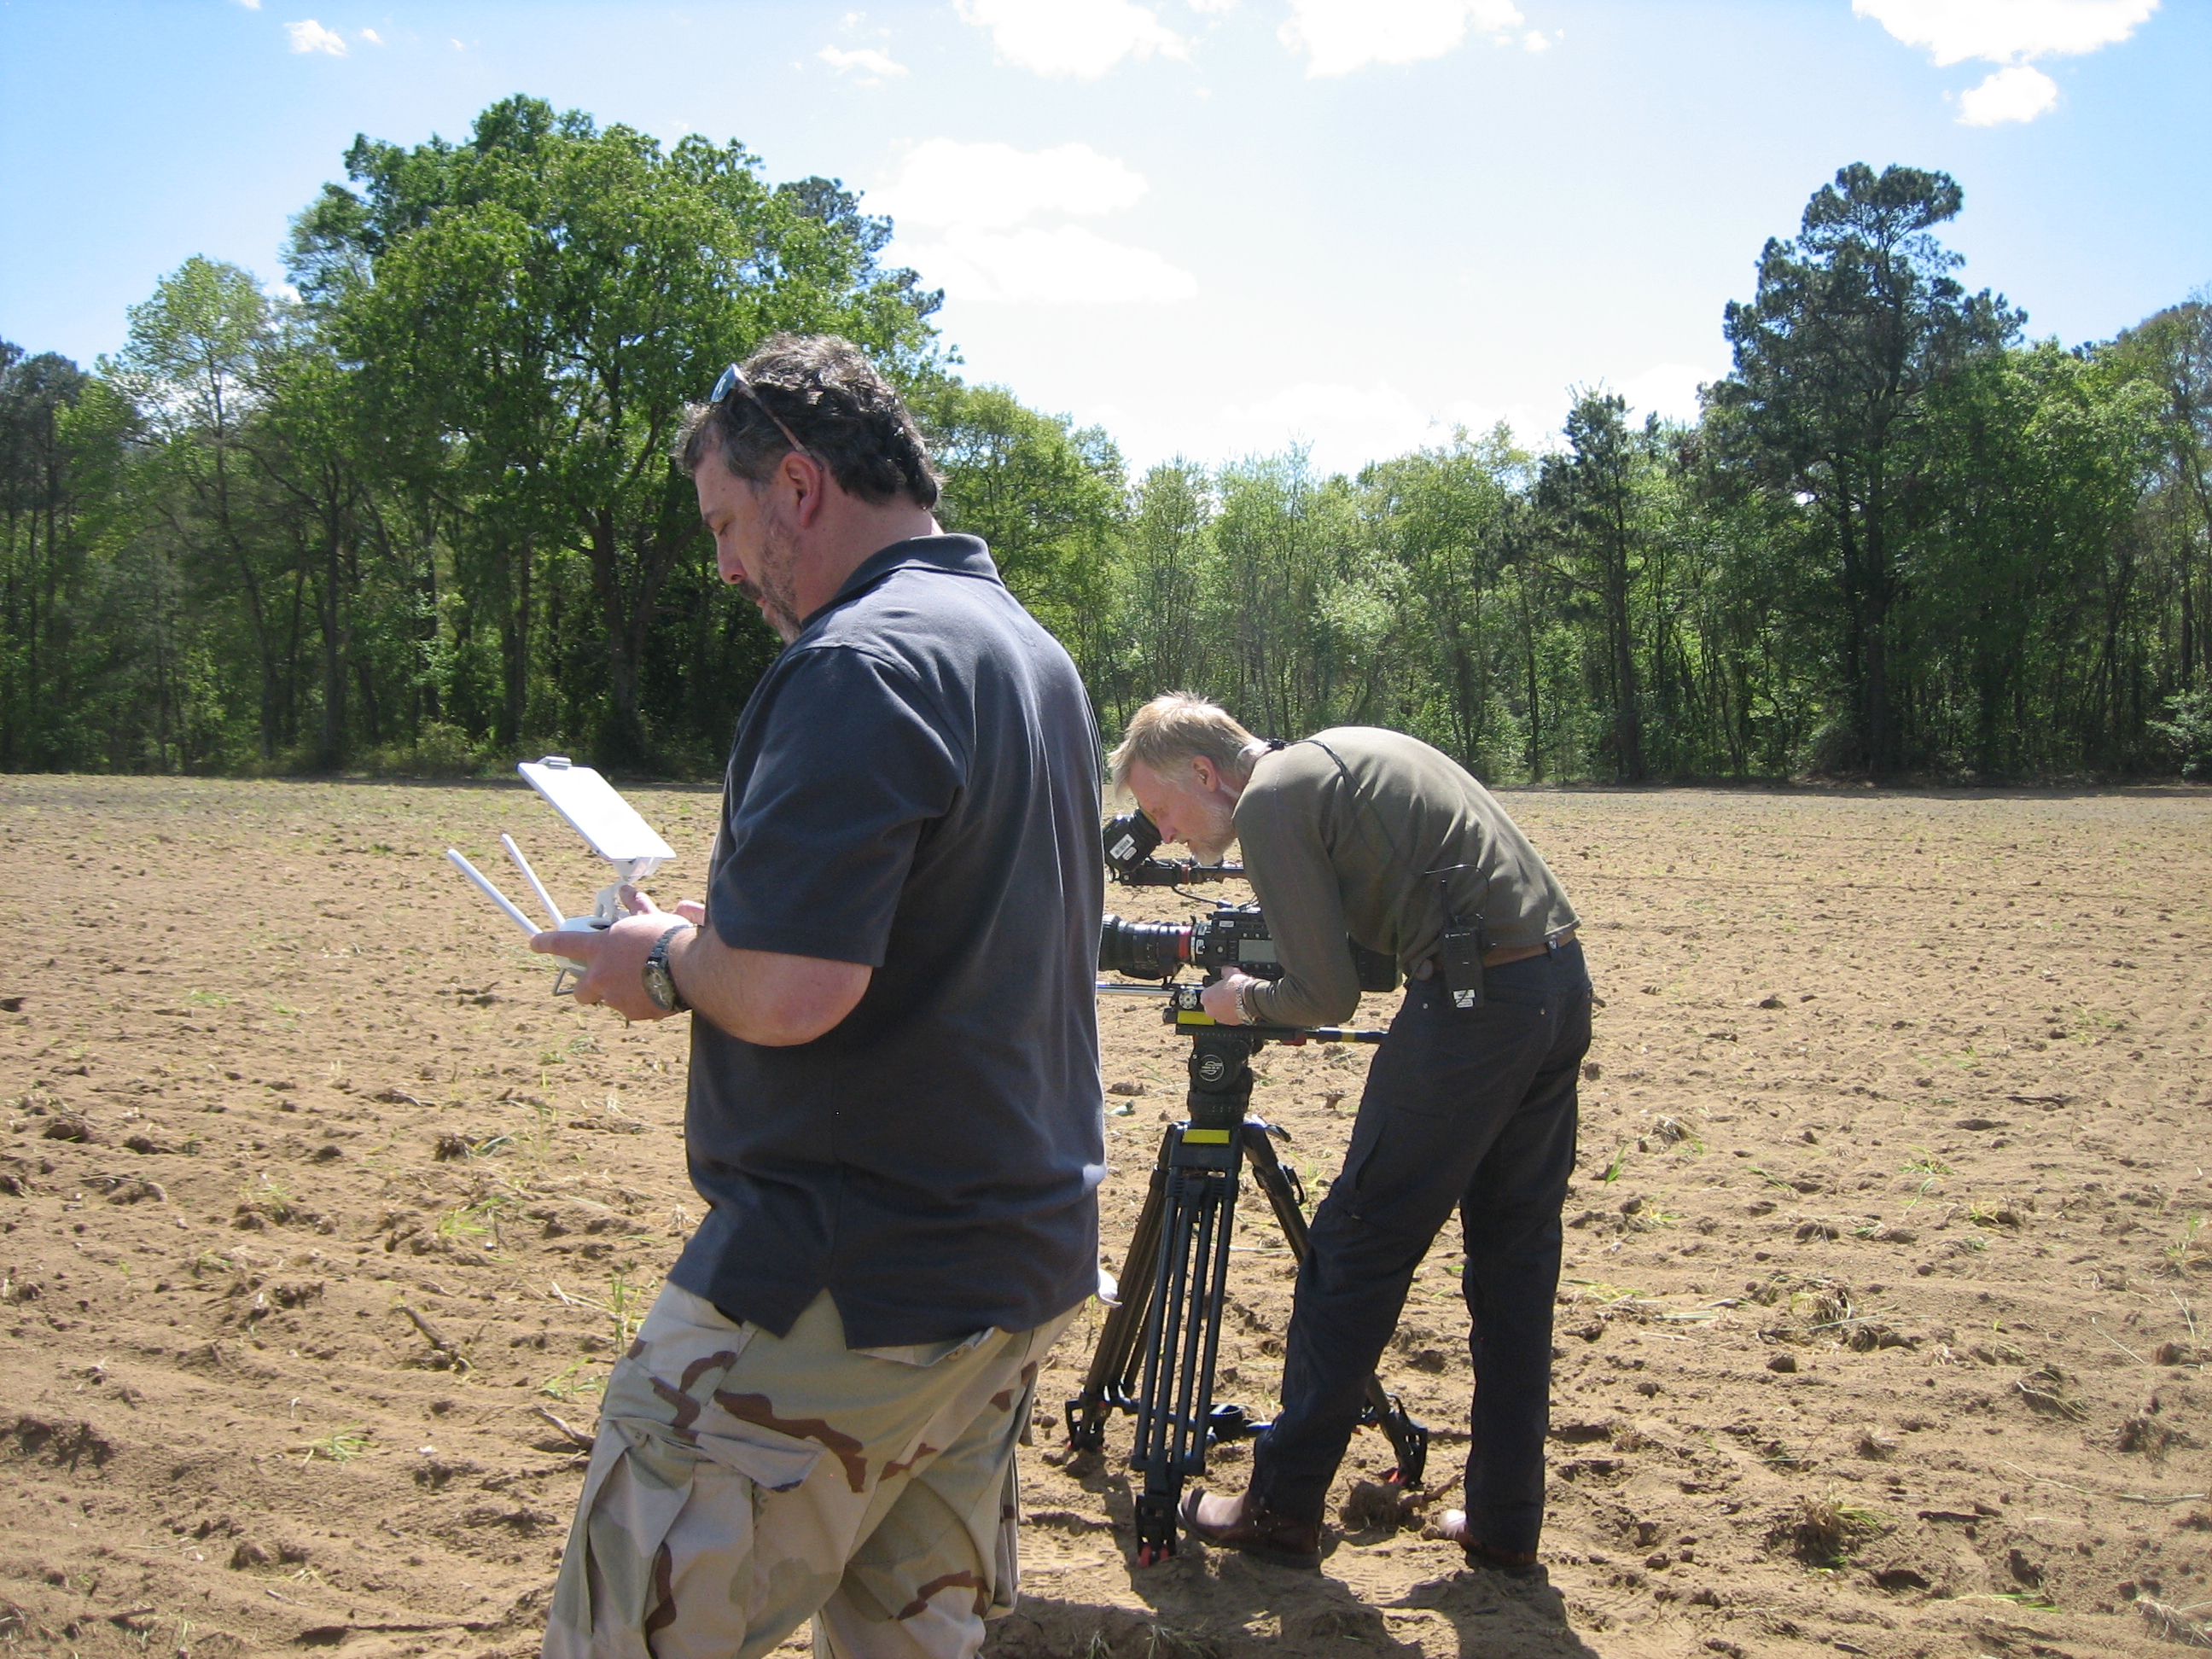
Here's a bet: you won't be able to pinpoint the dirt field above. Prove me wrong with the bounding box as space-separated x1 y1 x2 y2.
3 775 2209 1659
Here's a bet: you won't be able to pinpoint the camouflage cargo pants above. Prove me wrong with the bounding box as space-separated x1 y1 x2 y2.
543 1284 1076 1659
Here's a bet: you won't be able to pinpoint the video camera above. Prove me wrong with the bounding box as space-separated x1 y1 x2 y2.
1098 810 1398 995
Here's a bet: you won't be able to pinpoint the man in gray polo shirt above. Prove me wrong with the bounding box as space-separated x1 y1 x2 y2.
533 336 1103 1658
1112 694 1589 1577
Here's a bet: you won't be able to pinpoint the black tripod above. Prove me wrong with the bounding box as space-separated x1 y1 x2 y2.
1066 983 1429 1564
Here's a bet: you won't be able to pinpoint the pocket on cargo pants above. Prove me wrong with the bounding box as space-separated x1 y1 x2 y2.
544 1289 828 1659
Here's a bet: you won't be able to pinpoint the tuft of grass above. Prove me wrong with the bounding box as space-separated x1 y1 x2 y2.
434 1192 513 1252
538 1359 608 1401
2164 1214 2208 1276
537 1033 600 1068
1775 1493 1885 1566
302 1425 370 1464
186 989 234 1008
237 1173 296 1224
1901 1148 1950 1211
552 1265 660 1351
607 1266 649 1348
1599 1144 1631 1184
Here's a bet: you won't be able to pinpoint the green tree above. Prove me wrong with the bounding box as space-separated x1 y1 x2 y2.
1538 391 1654 781
1714 163 2021 773
920 380 1127 701
1121 461 1214 715
2104 297 2212 690
298 96 940 764
109 255 299 760
1358 428 1526 772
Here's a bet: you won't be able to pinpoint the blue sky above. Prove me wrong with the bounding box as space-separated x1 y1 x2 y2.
2 0 2204 474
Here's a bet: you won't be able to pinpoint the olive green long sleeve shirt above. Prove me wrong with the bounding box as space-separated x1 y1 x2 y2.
1231 728 1580 1029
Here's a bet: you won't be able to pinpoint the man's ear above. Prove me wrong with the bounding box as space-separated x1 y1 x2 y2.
782 450 828 529
1189 755 1219 792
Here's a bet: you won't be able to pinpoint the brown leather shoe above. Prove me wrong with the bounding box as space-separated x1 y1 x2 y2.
1428 1509 1544 1579
1178 1487 1323 1569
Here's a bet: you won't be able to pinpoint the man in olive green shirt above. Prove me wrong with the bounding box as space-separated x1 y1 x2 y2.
1112 694 1592 1575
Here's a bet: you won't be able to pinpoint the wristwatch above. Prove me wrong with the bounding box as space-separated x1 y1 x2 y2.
643 923 694 1014
1235 979 1262 1027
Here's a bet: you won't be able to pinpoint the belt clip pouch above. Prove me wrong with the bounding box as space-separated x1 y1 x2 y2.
1439 924 1485 1010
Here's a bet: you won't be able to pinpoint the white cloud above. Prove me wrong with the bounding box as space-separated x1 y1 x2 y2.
1107 367 1729 475
1214 381 1450 462
819 44 908 79
1956 62 2062 123
876 139 1149 230
284 19 347 54
1522 28 1550 50
1856 0 2155 124
876 139 1191 306
1853 0 2157 67
358 26 381 44
905 226 1197 304
1132 381 1536 474
1612 362 1719 425
1280 0 1522 77
234 0 261 9
956 0 1186 78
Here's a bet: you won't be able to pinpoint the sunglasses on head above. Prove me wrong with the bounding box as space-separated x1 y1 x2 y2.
709 362 812 457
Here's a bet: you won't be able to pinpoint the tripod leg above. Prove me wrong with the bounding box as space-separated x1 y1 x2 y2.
1066 1128 1173 1452
1124 1026 1268 1565
1243 1123 1314 1258
1242 1126 1432 1490
1128 1128 1243 1564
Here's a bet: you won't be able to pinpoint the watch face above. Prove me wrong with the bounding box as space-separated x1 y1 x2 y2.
643 962 678 1011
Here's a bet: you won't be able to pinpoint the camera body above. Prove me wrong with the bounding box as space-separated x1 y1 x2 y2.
1099 904 1399 995
1097 810 1396 995
1098 905 1278 981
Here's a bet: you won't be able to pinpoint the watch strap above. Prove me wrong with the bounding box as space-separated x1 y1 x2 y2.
646 923 693 1013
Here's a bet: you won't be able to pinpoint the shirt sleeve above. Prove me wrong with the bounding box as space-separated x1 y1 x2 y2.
1233 771 1362 1028
709 645 962 966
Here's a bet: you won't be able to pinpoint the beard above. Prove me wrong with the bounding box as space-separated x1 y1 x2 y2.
740 527 806 643
1186 806 1237 864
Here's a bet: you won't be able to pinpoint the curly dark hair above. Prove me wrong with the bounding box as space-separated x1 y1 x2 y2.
676 335 940 509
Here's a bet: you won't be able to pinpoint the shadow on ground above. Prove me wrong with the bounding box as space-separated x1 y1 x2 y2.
987 1551 1609 1658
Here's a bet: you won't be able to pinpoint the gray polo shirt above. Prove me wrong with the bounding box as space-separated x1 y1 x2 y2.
669 535 1105 1347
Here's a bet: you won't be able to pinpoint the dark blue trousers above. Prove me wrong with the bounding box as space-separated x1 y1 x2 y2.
1248 942 1591 1553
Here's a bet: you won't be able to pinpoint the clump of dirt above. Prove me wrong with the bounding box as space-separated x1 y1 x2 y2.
3 776 2209 1657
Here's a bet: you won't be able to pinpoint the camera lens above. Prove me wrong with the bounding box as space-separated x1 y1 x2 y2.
1099 913 1190 980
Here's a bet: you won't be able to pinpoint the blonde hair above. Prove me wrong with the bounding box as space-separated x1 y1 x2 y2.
1109 694 1258 789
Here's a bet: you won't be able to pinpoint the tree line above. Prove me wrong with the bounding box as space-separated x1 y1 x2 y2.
4 100 2208 783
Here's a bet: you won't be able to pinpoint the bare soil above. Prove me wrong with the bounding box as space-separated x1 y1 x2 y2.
3 776 2209 1659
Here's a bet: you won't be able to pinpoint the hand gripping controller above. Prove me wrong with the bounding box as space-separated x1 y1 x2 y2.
445 756 676 995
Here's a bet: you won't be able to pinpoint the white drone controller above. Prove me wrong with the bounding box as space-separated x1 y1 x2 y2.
445 755 676 995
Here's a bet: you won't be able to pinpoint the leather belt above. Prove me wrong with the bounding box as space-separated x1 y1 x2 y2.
1411 928 1577 979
